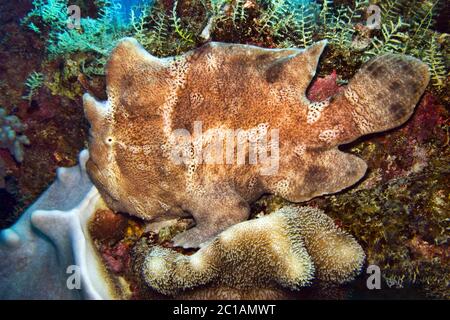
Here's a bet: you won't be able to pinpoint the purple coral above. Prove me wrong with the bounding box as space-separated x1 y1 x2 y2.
0 107 30 163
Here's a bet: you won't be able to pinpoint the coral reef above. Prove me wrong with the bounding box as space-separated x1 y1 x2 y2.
19 0 448 98
208 0 448 91
132 206 364 298
0 150 116 299
23 0 131 57
0 0 447 300
84 37 429 248
0 107 30 163
0 0 89 228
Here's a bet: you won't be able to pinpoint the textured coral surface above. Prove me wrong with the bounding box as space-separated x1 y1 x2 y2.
131 206 365 298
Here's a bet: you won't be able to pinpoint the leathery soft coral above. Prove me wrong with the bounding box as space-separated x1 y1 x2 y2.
133 206 365 298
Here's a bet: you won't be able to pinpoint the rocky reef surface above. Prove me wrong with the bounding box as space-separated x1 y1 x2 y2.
0 0 448 299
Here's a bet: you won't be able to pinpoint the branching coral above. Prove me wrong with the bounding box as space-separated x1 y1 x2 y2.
140 6 171 56
133 206 365 297
22 71 44 103
319 0 333 25
171 0 195 46
378 0 406 23
47 2 129 57
292 2 316 48
205 0 446 91
23 0 68 32
230 0 248 26
23 0 146 57
130 3 153 47
321 0 369 51
421 35 448 90
23 0 446 91
22 0 160 94
362 17 409 60
258 0 292 34
130 2 195 56
0 108 30 163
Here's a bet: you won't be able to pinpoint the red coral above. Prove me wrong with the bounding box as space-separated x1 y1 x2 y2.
364 92 447 182
402 93 447 144
307 70 344 102
100 241 131 274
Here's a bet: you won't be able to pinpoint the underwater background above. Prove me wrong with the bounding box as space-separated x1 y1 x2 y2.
0 0 448 299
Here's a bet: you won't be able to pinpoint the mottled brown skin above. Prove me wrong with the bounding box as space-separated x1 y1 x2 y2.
84 38 430 248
